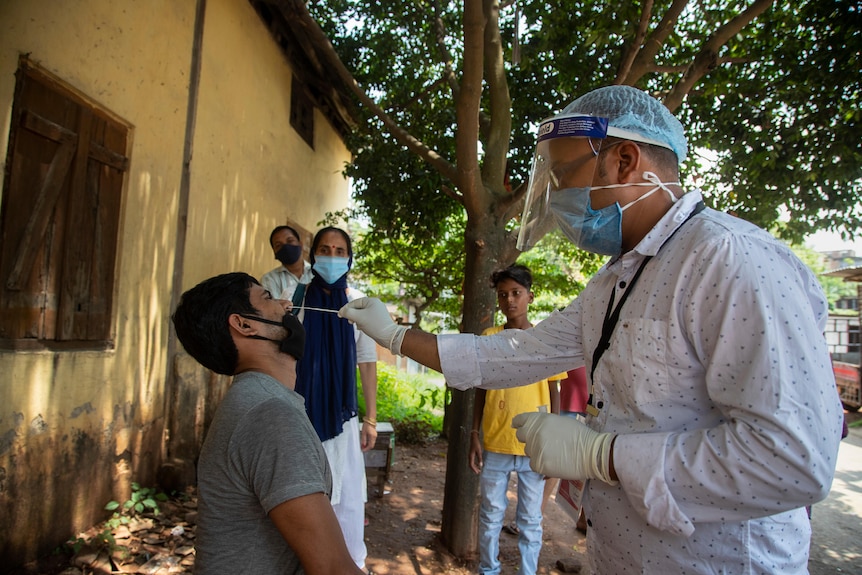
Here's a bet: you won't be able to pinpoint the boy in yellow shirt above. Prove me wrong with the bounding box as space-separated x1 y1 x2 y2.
469 264 564 575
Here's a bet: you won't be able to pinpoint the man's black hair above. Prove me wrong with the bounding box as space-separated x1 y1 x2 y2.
309 226 353 265
490 264 532 290
172 272 260 375
269 225 301 248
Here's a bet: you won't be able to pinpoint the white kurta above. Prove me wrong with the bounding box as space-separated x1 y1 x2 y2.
439 191 843 574
260 261 314 301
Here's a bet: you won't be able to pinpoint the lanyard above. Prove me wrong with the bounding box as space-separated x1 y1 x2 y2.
586 201 705 416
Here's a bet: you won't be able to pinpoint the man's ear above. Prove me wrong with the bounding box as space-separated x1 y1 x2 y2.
529 291 535 303
613 141 642 183
229 313 257 336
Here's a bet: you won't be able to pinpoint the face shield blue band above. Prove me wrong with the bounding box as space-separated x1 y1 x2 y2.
537 115 609 143
517 114 611 251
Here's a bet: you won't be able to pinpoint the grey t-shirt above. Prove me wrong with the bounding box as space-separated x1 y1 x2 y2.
194 372 332 574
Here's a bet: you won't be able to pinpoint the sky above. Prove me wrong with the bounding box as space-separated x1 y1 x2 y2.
807 230 862 255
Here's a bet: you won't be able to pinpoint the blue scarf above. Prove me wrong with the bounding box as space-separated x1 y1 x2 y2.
294 271 357 442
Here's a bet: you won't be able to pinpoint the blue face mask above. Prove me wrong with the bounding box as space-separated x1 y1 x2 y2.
549 172 680 256
550 187 623 256
312 256 350 285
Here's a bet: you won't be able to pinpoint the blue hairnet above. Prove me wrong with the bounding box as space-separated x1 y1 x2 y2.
561 86 688 163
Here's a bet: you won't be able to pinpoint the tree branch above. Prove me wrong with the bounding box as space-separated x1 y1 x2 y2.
624 0 688 84
293 2 459 184
501 181 528 224
665 0 775 111
615 0 654 84
481 0 513 196
431 0 494 146
653 57 751 75
432 0 462 99
441 184 464 202
457 0 487 215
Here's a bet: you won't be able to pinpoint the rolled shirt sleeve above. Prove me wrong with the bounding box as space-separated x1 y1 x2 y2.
438 306 586 391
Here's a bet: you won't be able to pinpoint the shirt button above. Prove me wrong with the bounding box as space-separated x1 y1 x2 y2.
619 281 627 289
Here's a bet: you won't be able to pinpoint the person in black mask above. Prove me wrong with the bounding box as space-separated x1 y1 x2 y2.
260 224 313 305
172 272 363 575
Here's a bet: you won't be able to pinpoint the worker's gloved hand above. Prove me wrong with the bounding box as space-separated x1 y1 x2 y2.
338 297 408 355
511 412 618 485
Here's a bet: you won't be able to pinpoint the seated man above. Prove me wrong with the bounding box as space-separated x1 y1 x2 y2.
171 272 363 575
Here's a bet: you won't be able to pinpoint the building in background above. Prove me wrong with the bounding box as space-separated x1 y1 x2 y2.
824 265 862 413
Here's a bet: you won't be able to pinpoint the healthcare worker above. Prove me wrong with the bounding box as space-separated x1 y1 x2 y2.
340 85 842 574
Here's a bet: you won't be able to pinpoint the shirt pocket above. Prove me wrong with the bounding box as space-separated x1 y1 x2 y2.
609 318 671 406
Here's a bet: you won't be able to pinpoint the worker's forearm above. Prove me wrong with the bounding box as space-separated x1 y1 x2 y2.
400 329 442 372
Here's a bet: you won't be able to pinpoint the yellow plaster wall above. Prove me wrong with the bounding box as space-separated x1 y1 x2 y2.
0 0 350 564
0 2 195 562
185 0 351 288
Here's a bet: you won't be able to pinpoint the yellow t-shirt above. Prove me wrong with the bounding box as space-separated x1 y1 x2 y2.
480 325 566 455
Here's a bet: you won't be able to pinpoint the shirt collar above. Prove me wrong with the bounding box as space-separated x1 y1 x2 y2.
608 190 704 273
635 190 704 257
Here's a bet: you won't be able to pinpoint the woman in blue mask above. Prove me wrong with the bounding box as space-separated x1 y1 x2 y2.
293 226 378 572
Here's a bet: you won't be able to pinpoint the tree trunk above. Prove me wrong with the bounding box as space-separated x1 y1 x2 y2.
440 388 479 559
440 211 514 557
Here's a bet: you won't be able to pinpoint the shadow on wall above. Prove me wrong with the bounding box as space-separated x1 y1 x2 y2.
0 357 162 565
160 352 233 492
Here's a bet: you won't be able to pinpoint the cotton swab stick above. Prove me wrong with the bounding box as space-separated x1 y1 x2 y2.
292 306 340 314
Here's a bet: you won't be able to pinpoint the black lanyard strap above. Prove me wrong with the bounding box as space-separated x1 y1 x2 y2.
590 255 652 383
587 201 705 411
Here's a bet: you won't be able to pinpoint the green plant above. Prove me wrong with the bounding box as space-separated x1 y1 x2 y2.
359 362 446 444
105 482 168 518
60 536 87 555
63 483 169 555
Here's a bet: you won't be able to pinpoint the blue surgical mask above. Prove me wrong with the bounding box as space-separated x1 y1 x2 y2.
550 187 623 256
549 172 680 256
312 256 350 285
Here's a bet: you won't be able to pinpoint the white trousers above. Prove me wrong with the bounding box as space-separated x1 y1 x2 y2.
322 416 368 569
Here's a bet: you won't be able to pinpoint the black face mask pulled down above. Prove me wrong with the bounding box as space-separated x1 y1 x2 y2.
240 312 306 361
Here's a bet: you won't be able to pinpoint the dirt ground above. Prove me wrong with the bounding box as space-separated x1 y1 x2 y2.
21 437 588 575
21 414 862 574
364 438 588 575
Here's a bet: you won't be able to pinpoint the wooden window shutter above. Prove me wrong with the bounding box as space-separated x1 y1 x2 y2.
0 62 129 346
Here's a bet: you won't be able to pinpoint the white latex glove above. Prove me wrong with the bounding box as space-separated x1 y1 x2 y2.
338 297 408 354
512 412 618 485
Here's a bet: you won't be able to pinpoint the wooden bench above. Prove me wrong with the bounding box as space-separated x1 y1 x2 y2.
363 422 394 498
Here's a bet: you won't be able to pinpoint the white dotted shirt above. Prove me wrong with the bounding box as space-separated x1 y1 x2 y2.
439 190 843 574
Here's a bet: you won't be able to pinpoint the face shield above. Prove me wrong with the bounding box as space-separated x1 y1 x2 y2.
516 114 611 251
